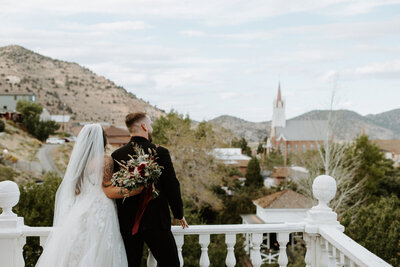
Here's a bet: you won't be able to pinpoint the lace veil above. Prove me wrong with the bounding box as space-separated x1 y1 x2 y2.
53 124 105 226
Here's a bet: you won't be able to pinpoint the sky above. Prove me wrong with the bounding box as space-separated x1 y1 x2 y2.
1 0 400 122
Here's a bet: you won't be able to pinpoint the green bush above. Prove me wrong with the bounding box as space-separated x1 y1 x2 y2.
14 172 62 267
0 165 16 181
342 195 400 266
16 100 60 141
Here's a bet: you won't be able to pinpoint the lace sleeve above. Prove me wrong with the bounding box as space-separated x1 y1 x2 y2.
103 156 114 187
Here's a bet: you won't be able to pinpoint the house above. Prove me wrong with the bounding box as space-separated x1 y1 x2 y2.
241 189 315 257
0 92 36 113
267 84 328 164
371 139 400 167
104 126 131 146
212 148 251 175
0 93 35 122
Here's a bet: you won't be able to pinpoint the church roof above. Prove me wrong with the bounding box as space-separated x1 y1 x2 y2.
253 189 315 209
371 140 400 154
275 120 328 141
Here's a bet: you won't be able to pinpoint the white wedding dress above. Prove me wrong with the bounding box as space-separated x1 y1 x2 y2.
36 124 128 267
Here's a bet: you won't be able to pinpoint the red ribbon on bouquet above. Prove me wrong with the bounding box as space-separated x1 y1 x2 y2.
131 185 153 235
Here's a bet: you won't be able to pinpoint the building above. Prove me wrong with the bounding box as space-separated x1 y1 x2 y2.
212 148 251 175
267 84 328 163
0 93 36 113
372 139 400 167
104 126 131 146
241 189 315 263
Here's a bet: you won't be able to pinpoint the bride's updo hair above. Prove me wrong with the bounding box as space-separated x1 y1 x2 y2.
125 112 147 133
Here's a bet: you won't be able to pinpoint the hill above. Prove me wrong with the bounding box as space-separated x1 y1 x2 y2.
0 45 164 126
292 110 398 140
210 109 400 142
209 115 270 143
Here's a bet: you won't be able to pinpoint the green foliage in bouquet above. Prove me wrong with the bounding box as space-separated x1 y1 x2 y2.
111 144 163 199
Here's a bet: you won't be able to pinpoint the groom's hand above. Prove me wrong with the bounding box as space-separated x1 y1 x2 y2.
174 217 189 229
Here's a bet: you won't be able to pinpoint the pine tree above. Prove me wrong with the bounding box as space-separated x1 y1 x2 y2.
245 157 263 187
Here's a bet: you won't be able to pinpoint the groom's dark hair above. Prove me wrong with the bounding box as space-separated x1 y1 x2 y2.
125 112 147 133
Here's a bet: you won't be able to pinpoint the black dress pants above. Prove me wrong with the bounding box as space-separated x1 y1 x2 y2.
123 229 180 267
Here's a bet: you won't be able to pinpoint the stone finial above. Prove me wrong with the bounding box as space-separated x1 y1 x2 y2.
312 175 336 211
305 175 344 232
0 181 20 218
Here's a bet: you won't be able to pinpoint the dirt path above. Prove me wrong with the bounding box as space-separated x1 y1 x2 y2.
36 144 63 177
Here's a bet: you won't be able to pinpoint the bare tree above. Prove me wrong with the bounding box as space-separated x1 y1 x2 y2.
291 86 367 217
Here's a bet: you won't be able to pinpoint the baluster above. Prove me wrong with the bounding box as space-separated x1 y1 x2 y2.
277 232 289 267
319 237 329 267
174 234 184 267
331 247 341 267
147 249 157 267
250 233 263 267
40 236 48 247
311 234 318 267
199 234 210 267
225 234 236 267
304 234 312 267
339 252 345 267
349 261 355 267
325 240 335 267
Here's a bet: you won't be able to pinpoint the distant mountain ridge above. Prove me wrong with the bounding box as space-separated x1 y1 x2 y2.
0 45 164 126
210 109 400 142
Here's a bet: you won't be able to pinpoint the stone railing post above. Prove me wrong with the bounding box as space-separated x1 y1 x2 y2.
0 181 25 267
304 175 344 267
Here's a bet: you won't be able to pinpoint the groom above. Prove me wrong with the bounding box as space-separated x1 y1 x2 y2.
111 112 188 267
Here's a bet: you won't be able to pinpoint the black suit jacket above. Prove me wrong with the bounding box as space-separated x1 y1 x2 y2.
111 136 184 236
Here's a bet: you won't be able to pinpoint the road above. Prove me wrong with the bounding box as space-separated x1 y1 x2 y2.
36 144 64 177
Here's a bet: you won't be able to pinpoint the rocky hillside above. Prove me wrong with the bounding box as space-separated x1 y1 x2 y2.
0 45 164 126
210 115 270 143
211 109 400 142
292 110 399 140
366 109 400 135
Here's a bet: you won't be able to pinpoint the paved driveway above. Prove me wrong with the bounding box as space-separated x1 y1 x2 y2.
36 144 63 177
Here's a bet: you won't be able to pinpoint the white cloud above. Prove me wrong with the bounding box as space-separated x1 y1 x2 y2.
320 60 400 81
3 0 400 26
219 92 240 100
180 30 206 37
62 21 153 32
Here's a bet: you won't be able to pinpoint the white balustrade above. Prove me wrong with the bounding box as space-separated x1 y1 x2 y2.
225 234 236 267
199 234 210 267
0 176 394 267
277 232 289 267
174 234 184 267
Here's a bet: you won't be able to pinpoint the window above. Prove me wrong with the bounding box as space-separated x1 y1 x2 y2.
279 143 284 153
302 144 306 153
310 144 314 150
287 144 291 154
295 144 298 152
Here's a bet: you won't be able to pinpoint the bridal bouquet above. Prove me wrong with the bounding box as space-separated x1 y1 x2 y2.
111 144 163 199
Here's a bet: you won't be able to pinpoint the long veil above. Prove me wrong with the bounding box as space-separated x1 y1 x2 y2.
53 123 104 226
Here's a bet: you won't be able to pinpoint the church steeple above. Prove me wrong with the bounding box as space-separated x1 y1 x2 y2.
271 82 286 133
277 82 282 103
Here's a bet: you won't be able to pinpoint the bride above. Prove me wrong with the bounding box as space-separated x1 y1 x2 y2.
36 124 142 267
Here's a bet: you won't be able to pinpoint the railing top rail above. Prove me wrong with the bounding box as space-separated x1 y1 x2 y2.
171 222 305 235
22 226 52 237
20 223 306 237
319 225 392 267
